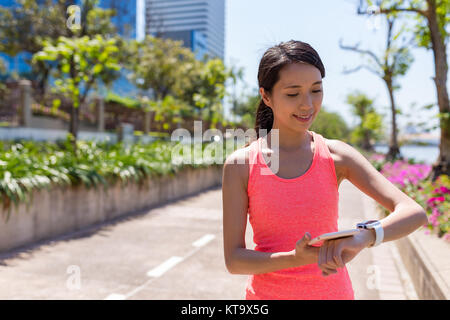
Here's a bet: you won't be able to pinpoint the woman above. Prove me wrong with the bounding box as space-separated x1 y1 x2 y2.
221 40 428 300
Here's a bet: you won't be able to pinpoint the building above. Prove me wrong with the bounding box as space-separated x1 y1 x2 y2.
146 0 225 61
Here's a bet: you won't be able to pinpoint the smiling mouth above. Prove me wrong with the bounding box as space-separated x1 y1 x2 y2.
293 114 313 121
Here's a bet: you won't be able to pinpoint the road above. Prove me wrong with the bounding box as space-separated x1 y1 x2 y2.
0 180 417 299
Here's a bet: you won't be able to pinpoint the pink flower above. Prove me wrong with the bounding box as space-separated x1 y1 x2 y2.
439 186 450 194
427 196 445 205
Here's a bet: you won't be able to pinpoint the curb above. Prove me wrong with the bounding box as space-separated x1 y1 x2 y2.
374 205 450 300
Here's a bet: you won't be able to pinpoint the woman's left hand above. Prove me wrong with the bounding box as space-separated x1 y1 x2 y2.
318 229 373 277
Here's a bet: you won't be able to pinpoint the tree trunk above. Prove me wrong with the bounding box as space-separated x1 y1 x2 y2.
427 0 450 180
361 128 373 151
68 103 79 154
386 81 401 161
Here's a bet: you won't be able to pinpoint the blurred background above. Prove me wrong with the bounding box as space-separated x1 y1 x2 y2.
0 0 448 300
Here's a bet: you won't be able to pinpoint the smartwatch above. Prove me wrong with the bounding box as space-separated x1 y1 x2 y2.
356 220 384 247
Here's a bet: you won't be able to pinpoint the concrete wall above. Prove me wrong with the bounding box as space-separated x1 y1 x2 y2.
0 165 223 254
396 230 450 300
376 205 450 300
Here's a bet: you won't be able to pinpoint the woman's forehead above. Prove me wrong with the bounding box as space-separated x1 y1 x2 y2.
279 63 321 80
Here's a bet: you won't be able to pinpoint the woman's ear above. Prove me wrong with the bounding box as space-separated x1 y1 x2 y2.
259 87 272 108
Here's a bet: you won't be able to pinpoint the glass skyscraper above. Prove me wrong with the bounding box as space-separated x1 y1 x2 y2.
146 0 225 61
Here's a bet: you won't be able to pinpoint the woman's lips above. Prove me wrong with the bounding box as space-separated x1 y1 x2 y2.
293 114 312 122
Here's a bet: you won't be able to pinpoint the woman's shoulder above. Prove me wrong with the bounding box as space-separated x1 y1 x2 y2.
322 137 351 184
223 144 252 190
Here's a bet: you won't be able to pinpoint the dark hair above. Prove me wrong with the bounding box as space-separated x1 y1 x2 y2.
244 40 325 147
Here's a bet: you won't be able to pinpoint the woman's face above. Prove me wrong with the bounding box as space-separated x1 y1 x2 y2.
260 62 323 131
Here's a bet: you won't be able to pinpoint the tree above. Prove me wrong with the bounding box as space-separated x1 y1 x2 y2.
32 35 121 152
357 0 450 179
346 91 385 150
0 0 117 95
125 35 199 129
0 57 6 99
310 106 352 142
226 60 246 122
126 36 197 101
230 88 260 129
192 58 232 128
126 35 233 130
339 15 414 161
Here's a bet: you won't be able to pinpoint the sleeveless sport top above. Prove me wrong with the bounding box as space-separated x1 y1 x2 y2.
245 130 355 300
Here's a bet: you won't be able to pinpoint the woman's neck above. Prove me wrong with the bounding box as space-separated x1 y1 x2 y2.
265 127 311 153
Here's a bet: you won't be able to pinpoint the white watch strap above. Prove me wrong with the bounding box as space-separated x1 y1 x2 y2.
370 221 384 247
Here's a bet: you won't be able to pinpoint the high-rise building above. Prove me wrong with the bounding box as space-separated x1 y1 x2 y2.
146 0 225 61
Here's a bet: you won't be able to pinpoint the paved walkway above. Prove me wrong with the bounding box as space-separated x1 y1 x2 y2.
0 180 418 299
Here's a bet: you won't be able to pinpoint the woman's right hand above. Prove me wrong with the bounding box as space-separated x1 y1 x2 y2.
292 232 321 267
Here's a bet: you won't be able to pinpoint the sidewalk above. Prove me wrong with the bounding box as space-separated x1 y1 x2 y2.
338 180 418 300
0 180 418 299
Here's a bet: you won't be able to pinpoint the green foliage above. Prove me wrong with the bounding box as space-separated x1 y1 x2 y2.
0 0 117 56
146 95 191 130
126 35 234 129
193 58 232 127
0 136 226 222
105 91 141 109
230 89 260 129
32 35 121 108
310 106 351 141
126 35 198 100
346 91 385 146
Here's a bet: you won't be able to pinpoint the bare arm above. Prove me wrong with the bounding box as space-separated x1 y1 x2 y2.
336 140 429 242
222 149 319 275
316 140 429 276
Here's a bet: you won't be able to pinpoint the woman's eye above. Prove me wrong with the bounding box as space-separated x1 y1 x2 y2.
287 90 322 97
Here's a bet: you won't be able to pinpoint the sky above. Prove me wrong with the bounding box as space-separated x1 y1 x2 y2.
223 0 446 137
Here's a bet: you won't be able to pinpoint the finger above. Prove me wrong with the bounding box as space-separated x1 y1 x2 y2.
319 241 336 275
333 246 345 268
318 243 323 270
323 240 337 271
322 268 338 276
326 240 337 269
318 242 328 274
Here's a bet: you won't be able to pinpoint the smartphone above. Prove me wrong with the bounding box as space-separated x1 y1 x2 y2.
308 228 361 245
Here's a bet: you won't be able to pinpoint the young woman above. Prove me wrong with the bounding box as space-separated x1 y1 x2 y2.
222 40 428 300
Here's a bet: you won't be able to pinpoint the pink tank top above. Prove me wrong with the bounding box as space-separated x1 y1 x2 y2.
245 130 355 300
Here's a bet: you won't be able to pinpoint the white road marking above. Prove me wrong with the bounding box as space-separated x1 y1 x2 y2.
192 234 215 247
146 256 184 278
106 233 218 300
104 293 126 300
